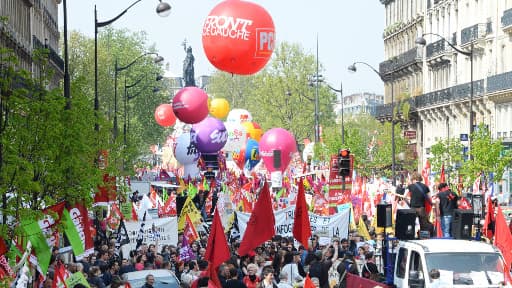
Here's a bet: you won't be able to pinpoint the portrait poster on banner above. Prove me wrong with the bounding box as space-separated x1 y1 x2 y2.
122 217 178 257
236 206 349 240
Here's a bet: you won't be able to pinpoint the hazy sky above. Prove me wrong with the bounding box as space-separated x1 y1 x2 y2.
60 0 385 96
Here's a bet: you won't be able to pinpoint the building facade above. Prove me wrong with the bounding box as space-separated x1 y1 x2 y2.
0 0 63 84
333 92 384 118
378 0 512 199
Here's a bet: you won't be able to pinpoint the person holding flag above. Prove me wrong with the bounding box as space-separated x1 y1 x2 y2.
406 171 433 237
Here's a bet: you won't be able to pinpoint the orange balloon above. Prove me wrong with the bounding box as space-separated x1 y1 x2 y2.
209 98 230 119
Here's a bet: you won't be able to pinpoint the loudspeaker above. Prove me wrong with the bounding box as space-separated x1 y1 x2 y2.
452 209 474 239
273 150 281 169
395 209 416 240
377 203 392 228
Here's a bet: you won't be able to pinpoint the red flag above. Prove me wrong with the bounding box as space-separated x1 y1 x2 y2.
303 274 315 288
439 164 445 183
94 174 117 206
52 261 70 288
483 196 495 239
183 214 199 243
458 197 473 210
494 206 512 284
238 182 276 256
158 193 177 217
204 209 230 288
293 179 311 249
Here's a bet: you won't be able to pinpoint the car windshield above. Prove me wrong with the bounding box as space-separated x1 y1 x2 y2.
425 252 504 286
128 276 179 288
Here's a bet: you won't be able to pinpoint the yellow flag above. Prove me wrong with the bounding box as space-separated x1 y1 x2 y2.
357 217 371 241
178 197 202 232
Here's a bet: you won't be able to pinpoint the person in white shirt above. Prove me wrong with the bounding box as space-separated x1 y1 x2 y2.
281 251 303 285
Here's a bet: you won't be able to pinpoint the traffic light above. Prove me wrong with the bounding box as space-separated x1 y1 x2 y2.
338 149 351 177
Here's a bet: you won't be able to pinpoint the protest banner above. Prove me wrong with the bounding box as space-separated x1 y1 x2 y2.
236 206 349 240
122 217 178 257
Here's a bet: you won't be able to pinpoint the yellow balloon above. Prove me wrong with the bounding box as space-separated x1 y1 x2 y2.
209 98 230 119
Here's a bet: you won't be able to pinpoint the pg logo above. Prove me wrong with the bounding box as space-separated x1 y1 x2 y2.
255 28 275 57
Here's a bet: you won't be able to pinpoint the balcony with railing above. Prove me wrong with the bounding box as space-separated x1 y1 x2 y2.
32 36 64 72
487 71 512 94
426 38 446 58
375 98 417 121
379 47 422 76
460 23 487 46
502 8 512 33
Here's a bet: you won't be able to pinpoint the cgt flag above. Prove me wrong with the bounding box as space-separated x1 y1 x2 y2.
238 182 275 256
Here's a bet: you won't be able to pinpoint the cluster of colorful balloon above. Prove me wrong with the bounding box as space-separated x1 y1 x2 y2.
156 0 282 176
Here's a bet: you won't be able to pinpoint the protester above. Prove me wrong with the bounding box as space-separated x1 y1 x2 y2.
436 182 459 237
407 171 433 236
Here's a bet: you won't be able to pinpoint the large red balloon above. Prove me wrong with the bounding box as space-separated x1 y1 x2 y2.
202 0 275 75
154 104 176 127
172 87 209 124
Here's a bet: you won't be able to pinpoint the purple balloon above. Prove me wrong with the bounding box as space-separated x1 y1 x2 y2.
191 116 228 153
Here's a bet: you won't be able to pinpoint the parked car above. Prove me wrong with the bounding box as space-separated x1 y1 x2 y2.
123 269 180 288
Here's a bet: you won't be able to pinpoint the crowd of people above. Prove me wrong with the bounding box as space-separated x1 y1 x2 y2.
40 222 386 288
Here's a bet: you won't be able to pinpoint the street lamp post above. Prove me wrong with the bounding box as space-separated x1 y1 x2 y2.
348 62 396 187
114 53 164 139
415 33 474 153
94 0 171 132
327 82 344 145
63 0 70 109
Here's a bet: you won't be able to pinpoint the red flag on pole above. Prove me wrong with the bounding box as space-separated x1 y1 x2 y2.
238 182 276 256
494 206 512 284
293 179 311 249
204 209 230 288
483 196 495 239
439 164 446 183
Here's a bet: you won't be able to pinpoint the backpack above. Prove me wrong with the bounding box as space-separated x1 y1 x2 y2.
328 260 342 288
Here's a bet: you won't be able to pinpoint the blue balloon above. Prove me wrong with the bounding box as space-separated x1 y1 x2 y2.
244 139 260 171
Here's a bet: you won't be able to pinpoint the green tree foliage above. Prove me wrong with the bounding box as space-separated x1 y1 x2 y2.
429 137 465 181
67 28 168 174
461 124 512 186
0 44 100 238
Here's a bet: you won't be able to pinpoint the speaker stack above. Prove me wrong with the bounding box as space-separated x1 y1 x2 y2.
377 203 392 228
451 209 473 239
395 209 416 240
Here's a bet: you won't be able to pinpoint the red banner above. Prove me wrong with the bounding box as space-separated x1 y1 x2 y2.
346 273 392 288
328 155 352 214
94 174 117 206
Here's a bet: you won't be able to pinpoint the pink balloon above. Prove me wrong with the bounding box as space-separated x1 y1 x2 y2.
154 104 176 127
259 128 297 172
172 87 209 124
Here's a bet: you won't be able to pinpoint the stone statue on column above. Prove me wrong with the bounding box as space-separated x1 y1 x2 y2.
182 40 196 87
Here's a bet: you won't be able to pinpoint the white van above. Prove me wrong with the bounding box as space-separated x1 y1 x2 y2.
392 239 506 287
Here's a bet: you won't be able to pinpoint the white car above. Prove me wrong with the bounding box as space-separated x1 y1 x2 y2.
123 269 180 288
